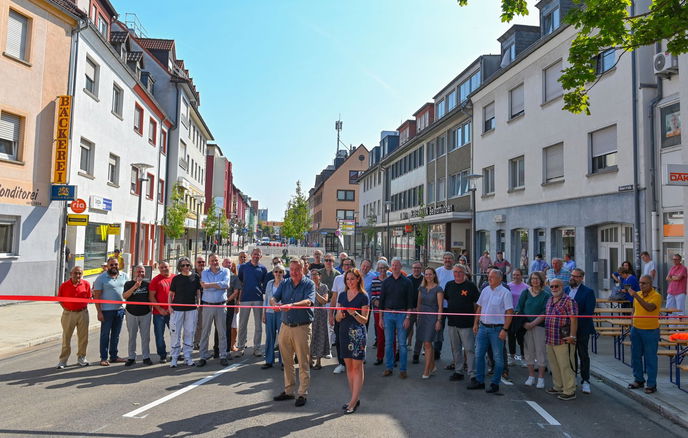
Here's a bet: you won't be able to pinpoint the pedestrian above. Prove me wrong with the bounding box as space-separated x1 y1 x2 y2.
494 251 512 275
478 251 492 285
336 269 370 414
434 252 455 361
319 253 338 291
563 254 576 272
310 269 331 370
444 264 479 382
56 266 92 369
123 264 153 366
113 249 124 272
261 264 285 369
330 257 355 374
567 268 596 394
459 249 469 267
529 254 549 274
544 278 578 400
627 275 662 394
336 252 348 273
238 248 268 356
193 256 206 350
380 258 414 379
546 258 571 284
271 258 316 407
407 261 424 364
238 251 248 265
169 257 201 367
93 256 128 366
198 254 231 366
516 271 550 389
149 261 174 363
266 256 290 283
666 254 687 315
415 267 443 379
640 251 657 288
216 258 241 357
507 269 528 365
309 249 325 271
468 269 514 394
370 260 391 366
619 266 640 304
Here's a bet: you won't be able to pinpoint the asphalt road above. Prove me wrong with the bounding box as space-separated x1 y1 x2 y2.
0 323 685 437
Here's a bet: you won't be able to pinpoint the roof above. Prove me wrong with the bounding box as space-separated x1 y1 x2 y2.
48 0 85 18
110 31 129 44
413 103 433 117
137 38 175 51
127 51 143 62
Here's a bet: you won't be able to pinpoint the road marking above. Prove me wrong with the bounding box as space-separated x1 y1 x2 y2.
123 360 247 419
525 401 561 426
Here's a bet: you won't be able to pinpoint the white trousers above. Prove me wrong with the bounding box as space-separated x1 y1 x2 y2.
667 293 686 316
170 309 198 360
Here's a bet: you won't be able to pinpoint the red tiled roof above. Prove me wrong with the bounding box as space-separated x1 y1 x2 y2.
137 38 175 51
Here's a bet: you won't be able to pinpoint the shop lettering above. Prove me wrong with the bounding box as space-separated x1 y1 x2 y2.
669 172 688 182
410 204 455 218
0 184 40 201
53 96 72 184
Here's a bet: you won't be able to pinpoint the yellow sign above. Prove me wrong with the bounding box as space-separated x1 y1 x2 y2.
107 224 121 235
67 214 89 226
52 95 72 184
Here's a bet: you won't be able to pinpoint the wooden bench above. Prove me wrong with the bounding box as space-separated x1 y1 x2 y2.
621 340 676 348
658 349 678 357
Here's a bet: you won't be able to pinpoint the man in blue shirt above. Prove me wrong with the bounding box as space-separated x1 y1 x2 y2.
271 258 315 407
93 257 129 366
198 254 231 367
238 248 268 356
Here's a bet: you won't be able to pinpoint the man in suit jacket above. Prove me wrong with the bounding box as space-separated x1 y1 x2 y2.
565 268 596 395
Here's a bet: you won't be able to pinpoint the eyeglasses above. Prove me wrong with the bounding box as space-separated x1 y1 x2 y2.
197 261 205 265
274 271 284 274
550 285 561 289
571 275 583 278
639 281 650 285
343 263 352 266
108 264 118 267
180 264 191 268
325 259 334 262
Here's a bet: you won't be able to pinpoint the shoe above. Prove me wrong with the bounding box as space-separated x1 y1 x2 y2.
344 400 360 414
325 354 333 359
197 359 207 367
295 396 307 407
400 371 408 379
56 362 66 369
143 358 153 366
77 357 89 367
333 364 346 374
374 359 383 366
557 393 576 401
430 366 437 375
254 348 263 357
450 373 464 381
444 364 455 371
273 392 295 401
343 400 360 410
524 376 535 386
111 357 127 363
412 355 419 364
99 360 110 366
628 381 645 389
536 378 546 389
220 358 229 366
487 367 494 375
159 357 168 364
467 379 485 390
500 375 514 386
422 374 430 379
185 359 196 366
169 359 178 368
261 363 273 369
383 369 393 377
546 387 561 395
193 343 200 350
486 383 500 394
582 382 591 394
312 364 322 370
644 386 657 394
125 359 135 367
213 349 220 359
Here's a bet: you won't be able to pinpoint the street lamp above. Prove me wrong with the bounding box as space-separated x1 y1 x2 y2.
192 194 204 261
132 162 153 268
467 173 483 279
385 201 392 258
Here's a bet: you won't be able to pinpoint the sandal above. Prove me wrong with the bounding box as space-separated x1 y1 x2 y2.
644 386 657 394
99 360 110 366
444 364 455 371
627 381 644 389
312 364 322 370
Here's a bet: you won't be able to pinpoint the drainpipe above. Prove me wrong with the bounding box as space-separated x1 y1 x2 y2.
647 42 664 282
630 1 642 275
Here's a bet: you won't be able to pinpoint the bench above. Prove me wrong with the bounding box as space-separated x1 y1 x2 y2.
621 340 676 348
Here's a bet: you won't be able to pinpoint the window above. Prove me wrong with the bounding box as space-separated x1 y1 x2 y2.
337 190 355 201
660 103 681 148
161 130 167 154
595 49 616 75
501 43 516 68
0 112 21 161
483 102 495 132
130 166 140 195
591 125 617 173
448 90 457 111
79 138 93 174
111 83 123 116
146 173 155 199
427 181 435 203
437 136 446 157
97 14 108 38
449 170 470 198
349 170 360 184
509 156 525 189
148 118 157 145
436 98 446 119
107 154 119 185
543 143 564 182
181 98 189 127
510 84 525 119
419 145 424 165
85 58 98 96
6 10 29 61
543 6 560 35
158 179 165 203
437 177 446 201
0 215 18 256
483 166 495 194
428 141 435 162
179 141 188 169
543 60 563 102
336 209 354 220
459 71 481 103
134 104 143 134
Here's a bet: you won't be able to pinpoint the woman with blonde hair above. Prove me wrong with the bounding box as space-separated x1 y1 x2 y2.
415 267 443 379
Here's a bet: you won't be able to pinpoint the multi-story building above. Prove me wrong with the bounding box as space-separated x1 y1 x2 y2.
258 208 268 222
0 0 80 293
205 143 232 216
309 145 369 253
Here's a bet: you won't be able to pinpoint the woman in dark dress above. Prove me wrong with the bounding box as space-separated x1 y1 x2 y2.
335 269 370 414
415 267 443 379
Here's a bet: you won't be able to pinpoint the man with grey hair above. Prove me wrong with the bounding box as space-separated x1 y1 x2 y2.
434 252 456 360
547 258 571 284
444 264 479 381
198 253 231 367
93 256 129 366
380 257 414 378
123 264 153 366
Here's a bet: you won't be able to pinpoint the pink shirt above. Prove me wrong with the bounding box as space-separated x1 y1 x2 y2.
668 264 687 295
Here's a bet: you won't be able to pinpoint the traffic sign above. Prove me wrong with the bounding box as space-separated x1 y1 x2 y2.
67 214 89 226
70 198 87 213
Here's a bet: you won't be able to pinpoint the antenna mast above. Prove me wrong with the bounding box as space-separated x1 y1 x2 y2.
335 117 342 153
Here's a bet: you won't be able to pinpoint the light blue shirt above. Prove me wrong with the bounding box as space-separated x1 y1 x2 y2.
94 271 129 311
201 267 230 303
363 271 377 294
546 267 571 284
564 260 576 272
264 279 285 314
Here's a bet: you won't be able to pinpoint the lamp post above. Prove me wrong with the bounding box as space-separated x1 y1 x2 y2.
385 201 392 258
353 211 359 258
467 173 483 278
132 162 153 268
192 194 204 261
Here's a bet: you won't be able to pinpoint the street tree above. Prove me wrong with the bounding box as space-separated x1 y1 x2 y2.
164 183 189 259
414 197 430 266
202 201 223 253
282 180 312 244
458 0 688 114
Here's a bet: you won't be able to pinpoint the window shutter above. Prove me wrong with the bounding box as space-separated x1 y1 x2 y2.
0 113 20 142
7 11 28 60
85 59 96 81
484 102 495 120
510 84 524 116
592 125 617 157
545 61 563 100
545 144 564 179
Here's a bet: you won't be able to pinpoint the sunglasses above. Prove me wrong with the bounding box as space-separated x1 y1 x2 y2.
180 264 191 268
197 261 205 265
325 259 334 262
550 285 561 289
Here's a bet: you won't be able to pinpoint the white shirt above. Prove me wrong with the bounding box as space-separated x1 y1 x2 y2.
569 286 580 300
332 273 346 294
477 284 513 325
643 260 657 286
435 266 454 289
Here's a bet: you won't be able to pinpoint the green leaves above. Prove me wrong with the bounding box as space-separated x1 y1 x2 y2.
164 183 189 239
282 181 312 241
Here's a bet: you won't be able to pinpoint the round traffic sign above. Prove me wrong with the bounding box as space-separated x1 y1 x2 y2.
70 198 87 213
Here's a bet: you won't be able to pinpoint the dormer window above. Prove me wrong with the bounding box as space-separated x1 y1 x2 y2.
542 2 560 35
501 43 516 68
97 14 108 38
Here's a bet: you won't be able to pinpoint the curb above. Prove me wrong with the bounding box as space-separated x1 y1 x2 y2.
591 366 688 430
0 324 100 360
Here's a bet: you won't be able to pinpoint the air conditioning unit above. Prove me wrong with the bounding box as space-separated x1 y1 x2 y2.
653 52 679 76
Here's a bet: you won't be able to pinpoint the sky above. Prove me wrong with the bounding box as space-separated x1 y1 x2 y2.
112 0 539 221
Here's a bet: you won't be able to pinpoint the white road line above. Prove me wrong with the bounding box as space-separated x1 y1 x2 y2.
123 360 246 419
525 401 561 426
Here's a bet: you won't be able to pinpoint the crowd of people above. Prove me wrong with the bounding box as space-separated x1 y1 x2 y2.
55 247 686 412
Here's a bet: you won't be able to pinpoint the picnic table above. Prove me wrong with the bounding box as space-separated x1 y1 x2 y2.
661 335 688 392
596 298 630 309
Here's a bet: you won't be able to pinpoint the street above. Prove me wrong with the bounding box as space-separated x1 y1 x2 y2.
0 323 685 438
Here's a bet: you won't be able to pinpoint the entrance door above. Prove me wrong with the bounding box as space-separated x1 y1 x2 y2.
598 224 633 292
325 234 338 254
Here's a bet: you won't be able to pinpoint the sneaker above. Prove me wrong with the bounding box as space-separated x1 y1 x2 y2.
536 378 546 389
125 359 135 367
422 374 430 379
159 357 168 364
220 358 229 366
582 382 591 394
193 343 200 350
450 373 465 381
333 364 346 374
399 371 408 379
467 379 485 390
197 359 207 367
486 383 500 394
294 396 307 407
77 357 89 367
143 358 153 366
558 393 576 401
524 376 535 386
325 354 333 359
500 375 514 386
185 359 196 367
169 359 178 368
56 362 66 369
546 387 561 395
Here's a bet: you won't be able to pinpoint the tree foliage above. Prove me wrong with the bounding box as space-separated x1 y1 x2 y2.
202 200 222 240
282 181 312 241
458 0 688 114
164 183 189 239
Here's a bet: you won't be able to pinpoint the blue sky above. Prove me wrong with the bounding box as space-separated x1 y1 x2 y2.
113 0 539 221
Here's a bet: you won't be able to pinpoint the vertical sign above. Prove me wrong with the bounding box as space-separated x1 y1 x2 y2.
52 95 72 184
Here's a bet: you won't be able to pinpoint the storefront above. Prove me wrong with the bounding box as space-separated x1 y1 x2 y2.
83 222 110 275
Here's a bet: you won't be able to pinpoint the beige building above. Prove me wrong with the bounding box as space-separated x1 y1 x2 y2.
0 0 80 294
308 145 368 253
